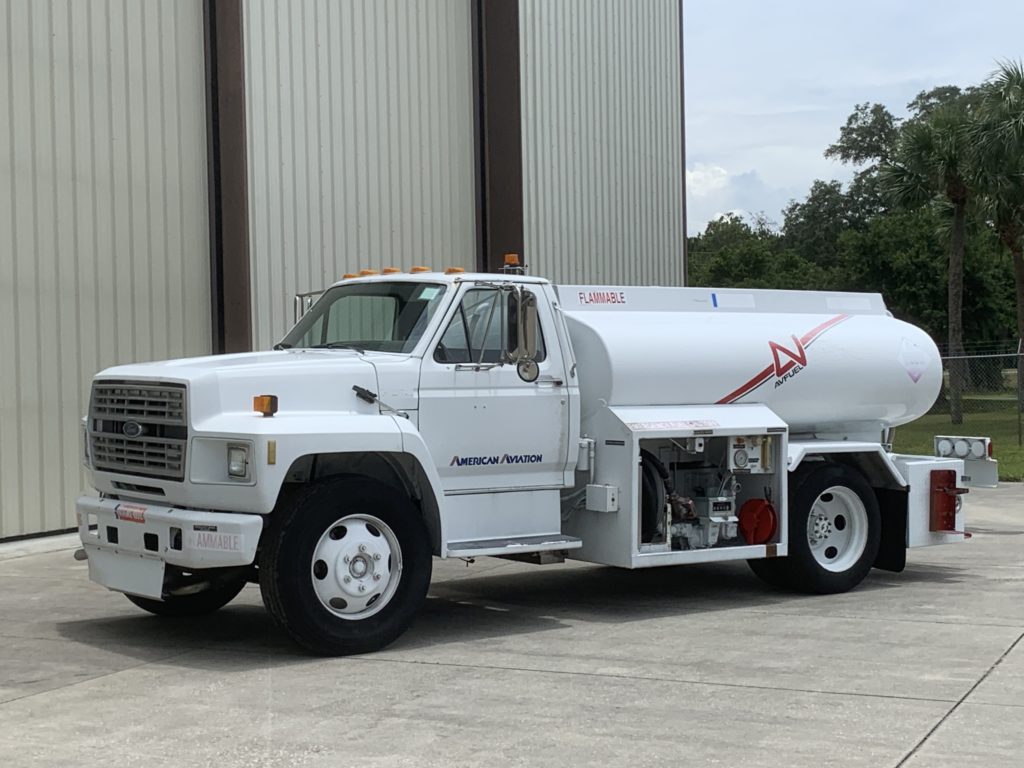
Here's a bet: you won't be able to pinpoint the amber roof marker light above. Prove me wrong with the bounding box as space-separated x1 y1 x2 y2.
253 394 279 418
501 253 526 275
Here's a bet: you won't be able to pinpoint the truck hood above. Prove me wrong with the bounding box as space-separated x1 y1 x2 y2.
95 350 382 428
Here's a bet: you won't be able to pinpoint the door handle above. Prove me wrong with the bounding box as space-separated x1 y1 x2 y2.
535 376 563 387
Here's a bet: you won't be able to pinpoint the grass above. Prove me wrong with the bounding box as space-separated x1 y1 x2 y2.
893 410 1024 481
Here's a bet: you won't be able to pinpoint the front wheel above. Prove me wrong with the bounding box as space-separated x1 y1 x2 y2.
259 476 432 656
748 463 880 594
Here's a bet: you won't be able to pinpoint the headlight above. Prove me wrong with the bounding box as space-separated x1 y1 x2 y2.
227 445 250 478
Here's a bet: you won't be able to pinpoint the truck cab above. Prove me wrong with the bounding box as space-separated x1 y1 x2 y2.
77 271 994 655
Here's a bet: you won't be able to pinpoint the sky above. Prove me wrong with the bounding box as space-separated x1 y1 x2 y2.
683 0 1024 234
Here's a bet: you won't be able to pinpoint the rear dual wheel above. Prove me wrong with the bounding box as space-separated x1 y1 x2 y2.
748 463 880 594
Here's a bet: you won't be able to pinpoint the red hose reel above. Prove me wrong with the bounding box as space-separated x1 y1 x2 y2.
738 498 777 545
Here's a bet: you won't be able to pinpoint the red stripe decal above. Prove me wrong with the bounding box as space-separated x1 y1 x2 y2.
716 364 775 405
716 314 851 405
800 313 850 346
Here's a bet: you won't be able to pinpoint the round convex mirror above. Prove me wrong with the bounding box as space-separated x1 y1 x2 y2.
517 359 540 382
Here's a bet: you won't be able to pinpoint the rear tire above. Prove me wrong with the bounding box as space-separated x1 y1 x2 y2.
259 475 431 656
126 573 247 617
747 463 880 594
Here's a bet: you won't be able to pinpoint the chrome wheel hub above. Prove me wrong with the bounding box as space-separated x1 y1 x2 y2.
809 513 832 544
311 514 402 619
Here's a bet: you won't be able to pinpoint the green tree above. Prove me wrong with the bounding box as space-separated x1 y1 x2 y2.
974 61 1024 343
688 213 830 290
880 103 979 423
782 180 856 267
825 102 901 166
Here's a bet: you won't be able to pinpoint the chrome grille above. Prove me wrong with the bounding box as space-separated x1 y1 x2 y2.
90 434 186 479
91 382 186 425
89 381 187 481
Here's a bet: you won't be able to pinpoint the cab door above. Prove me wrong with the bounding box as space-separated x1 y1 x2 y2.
417 283 570 493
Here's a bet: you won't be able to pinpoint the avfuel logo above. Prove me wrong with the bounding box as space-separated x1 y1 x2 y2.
769 335 808 387
450 453 544 467
717 314 851 404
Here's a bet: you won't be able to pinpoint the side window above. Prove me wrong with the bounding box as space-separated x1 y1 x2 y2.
434 288 546 365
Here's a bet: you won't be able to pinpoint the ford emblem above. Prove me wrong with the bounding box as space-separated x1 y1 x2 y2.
122 421 144 439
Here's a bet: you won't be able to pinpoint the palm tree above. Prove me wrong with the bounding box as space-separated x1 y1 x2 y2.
975 61 1024 343
881 105 977 423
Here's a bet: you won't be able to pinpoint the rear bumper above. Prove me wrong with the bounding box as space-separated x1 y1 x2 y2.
76 496 263 598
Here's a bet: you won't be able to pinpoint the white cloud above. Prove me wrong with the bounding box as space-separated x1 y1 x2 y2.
682 0 1024 236
686 164 795 234
686 163 730 198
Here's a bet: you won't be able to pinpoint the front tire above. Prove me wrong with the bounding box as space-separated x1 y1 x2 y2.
748 463 880 594
259 476 432 656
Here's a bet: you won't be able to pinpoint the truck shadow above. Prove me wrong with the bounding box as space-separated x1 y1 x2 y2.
401 559 969 646
55 559 969 667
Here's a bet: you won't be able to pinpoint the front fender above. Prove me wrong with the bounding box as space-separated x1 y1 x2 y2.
198 412 410 513
392 417 448 552
89 412 405 514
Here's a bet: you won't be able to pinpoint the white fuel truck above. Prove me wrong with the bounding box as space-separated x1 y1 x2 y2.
76 270 996 654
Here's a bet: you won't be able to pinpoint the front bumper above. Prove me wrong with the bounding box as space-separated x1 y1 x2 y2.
76 496 263 599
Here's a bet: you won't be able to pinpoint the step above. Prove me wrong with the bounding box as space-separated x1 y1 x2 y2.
445 534 583 558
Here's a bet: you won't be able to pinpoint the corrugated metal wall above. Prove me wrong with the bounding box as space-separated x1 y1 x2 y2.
0 0 211 538
244 0 478 350
520 0 685 285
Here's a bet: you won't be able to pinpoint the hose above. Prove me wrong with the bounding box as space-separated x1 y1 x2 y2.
640 450 675 495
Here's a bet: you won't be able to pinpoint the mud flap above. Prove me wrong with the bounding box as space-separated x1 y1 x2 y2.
873 488 908 573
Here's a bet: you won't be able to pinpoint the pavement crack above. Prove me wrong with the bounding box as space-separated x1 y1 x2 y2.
347 654 958 706
738 608 1024 630
893 630 1024 767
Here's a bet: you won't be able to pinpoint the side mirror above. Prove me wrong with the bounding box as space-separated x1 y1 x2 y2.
514 289 539 382
516 289 539 360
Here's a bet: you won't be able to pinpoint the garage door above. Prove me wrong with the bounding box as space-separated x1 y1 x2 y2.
0 0 212 538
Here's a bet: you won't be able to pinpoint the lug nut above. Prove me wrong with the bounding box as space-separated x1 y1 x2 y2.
343 576 351 583
343 555 350 563
358 544 367 553
358 585 366 592
373 553 381 561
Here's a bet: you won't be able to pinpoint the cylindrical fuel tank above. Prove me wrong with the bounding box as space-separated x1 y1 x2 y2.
558 288 941 433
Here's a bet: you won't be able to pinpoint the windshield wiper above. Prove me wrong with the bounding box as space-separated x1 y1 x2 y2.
311 341 366 353
273 342 293 350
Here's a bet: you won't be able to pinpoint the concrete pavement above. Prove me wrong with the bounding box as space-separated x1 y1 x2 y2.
1 485 1022 767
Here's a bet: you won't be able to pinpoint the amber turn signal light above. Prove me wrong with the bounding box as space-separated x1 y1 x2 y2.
253 394 279 418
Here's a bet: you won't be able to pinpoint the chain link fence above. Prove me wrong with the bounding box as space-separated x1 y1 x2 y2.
931 344 1023 446
894 342 1023 480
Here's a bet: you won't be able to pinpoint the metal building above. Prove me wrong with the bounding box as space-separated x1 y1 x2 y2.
0 0 685 539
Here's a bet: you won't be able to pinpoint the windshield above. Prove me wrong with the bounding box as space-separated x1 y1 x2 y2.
279 281 448 353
